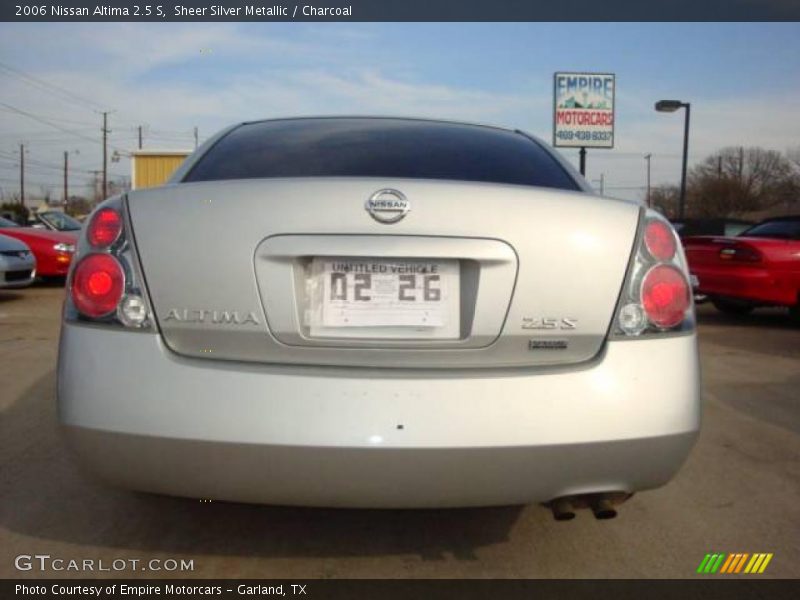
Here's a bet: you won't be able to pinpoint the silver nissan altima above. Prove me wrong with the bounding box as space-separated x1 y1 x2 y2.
57 117 700 515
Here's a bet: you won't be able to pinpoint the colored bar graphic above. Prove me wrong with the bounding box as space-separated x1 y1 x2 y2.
696 554 712 574
721 553 738 573
705 554 719 573
704 552 774 575
710 554 726 573
735 553 749 573
758 554 773 574
744 554 761 573
719 554 735 573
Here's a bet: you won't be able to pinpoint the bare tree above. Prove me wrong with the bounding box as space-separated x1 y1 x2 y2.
787 145 800 171
687 147 799 217
650 185 680 218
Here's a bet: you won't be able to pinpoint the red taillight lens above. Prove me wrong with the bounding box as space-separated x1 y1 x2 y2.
71 254 125 318
644 219 676 261
641 264 690 329
87 207 122 248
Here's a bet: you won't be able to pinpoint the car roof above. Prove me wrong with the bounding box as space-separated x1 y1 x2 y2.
237 115 523 137
755 215 800 222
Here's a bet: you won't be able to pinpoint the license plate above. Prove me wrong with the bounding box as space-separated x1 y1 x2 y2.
307 257 460 339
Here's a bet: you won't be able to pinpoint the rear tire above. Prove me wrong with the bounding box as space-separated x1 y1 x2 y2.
711 298 754 316
789 296 800 324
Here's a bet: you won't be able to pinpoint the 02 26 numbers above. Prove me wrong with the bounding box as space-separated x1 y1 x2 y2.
330 273 441 302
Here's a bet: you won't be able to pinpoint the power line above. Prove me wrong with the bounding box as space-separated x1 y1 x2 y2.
0 60 110 112
0 101 102 145
0 101 131 158
0 156 97 175
0 127 98 137
0 107 98 127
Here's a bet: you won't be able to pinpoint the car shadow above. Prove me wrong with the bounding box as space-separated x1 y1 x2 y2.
1 370 524 562
0 291 25 302
36 276 67 288
695 304 797 330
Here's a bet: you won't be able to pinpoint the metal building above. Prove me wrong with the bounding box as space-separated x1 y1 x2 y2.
131 150 191 190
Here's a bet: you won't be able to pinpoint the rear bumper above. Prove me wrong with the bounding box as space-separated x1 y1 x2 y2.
58 324 701 507
692 265 796 306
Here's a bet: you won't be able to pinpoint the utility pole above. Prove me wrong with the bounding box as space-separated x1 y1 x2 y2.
19 143 25 207
194 126 199 149
592 174 605 195
644 154 652 207
738 146 744 182
89 170 102 204
63 151 68 204
102 112 109 199
717 155 722 179
579 147 586 176
138 125 143 149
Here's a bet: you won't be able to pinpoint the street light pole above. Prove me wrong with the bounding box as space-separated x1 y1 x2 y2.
679 104 690 219
63 149 79 208
655 100 691 219
644 153 652 207
19 143 25 207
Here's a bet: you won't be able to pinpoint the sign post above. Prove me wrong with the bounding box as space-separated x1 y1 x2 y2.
553 72 615 180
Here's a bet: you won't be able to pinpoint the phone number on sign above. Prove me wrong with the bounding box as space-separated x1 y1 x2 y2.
555 130 613 142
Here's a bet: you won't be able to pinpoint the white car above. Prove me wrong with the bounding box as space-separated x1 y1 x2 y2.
0 233 35 288
58 117 700 516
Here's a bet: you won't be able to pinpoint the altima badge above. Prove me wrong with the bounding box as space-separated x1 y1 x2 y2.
365 189 410 223
164 308 259 325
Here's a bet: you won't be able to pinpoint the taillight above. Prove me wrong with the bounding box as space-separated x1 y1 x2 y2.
71 254 125 317
641 264 690 329
612 209 694 337
65 196 153 330
87 207 122 248
643 219 676 261
719 244 761 262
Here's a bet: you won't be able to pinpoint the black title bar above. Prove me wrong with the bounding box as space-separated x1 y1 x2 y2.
3 0 800 22
5 579 800 600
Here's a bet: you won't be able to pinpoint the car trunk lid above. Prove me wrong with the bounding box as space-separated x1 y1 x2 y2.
127 178 639 368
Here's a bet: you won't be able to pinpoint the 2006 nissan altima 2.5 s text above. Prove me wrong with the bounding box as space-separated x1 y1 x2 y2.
57 117 700 516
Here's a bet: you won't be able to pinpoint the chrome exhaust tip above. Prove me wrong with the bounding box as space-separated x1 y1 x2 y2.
589 496 618 520
549 497 576 521
546 492 629 521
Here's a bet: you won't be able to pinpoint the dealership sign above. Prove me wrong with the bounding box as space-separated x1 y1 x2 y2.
553 72 615 148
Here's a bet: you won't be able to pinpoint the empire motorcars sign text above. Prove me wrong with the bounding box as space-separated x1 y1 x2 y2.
553 72 615 148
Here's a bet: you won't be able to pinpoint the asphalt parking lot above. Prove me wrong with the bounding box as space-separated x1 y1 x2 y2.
1 285 798 579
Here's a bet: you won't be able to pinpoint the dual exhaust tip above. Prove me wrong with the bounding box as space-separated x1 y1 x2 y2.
548 493 631 521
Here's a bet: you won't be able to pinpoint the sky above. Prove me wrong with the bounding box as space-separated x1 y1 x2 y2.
1 22 799 203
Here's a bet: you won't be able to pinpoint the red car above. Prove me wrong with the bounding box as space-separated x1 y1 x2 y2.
0 215 77 277
684 216 800 319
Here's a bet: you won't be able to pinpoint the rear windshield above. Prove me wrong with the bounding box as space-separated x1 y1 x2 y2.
183 118 581 191
739 219 800 240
